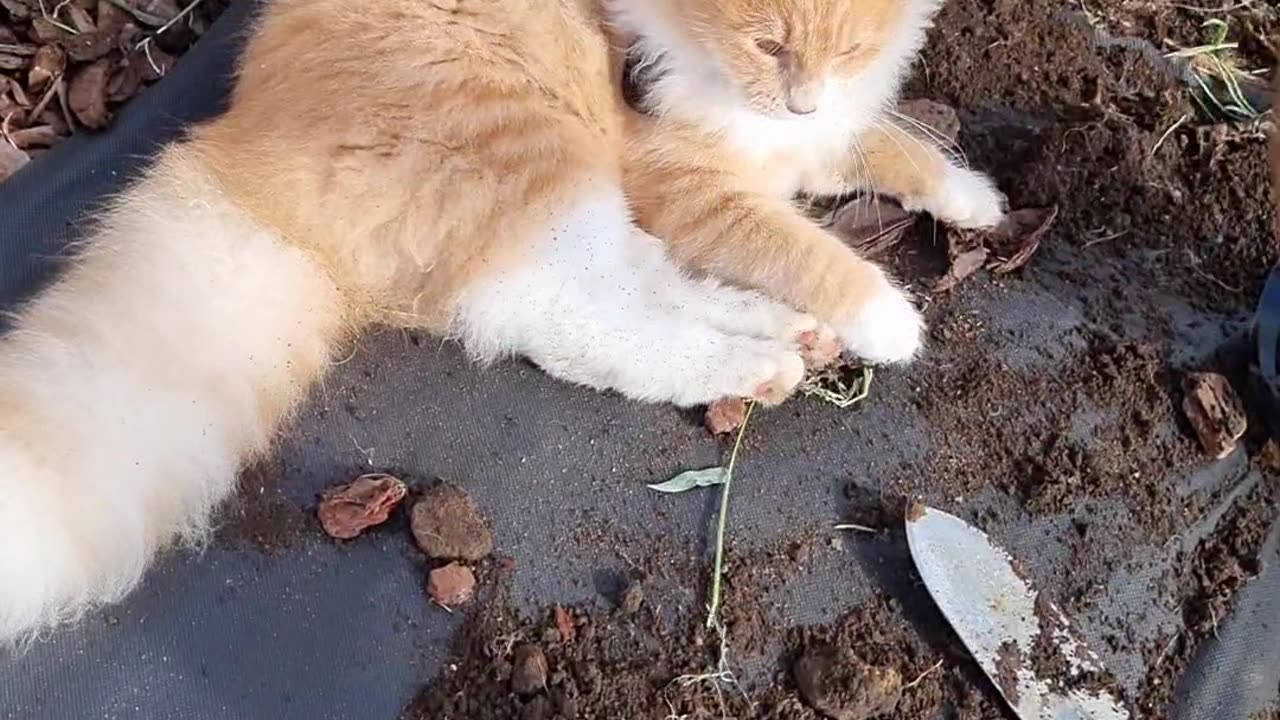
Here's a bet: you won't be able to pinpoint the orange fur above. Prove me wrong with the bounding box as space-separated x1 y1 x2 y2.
619 0 999 339
0 0 1007 640
193 0 625 330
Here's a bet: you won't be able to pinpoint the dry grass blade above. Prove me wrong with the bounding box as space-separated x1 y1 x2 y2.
800 364 874 408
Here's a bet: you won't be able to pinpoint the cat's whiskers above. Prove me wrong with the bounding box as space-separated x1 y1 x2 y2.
868 120 929 179
846 136 883 230
885 109 969 168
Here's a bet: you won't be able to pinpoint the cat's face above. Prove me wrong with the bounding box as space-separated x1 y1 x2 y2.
616 0 938 119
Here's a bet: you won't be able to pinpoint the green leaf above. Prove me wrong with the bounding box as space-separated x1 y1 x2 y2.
647 467 728 494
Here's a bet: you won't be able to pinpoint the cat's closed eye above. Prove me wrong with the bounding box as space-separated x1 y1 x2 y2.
836 44 863 59
754 38 787 57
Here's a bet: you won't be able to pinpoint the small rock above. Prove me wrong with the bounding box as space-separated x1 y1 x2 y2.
511 644 549 696
794 644 902 720
704 397 747 435
897 98 960 145
427 563 476 607
411 483 494 561
619 581 644 615
316 473 407 539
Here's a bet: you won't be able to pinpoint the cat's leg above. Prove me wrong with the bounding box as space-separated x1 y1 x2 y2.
452 186 808 406
630 175 922 364
808 122 1005 230
640 254 844 369
0 149 346 643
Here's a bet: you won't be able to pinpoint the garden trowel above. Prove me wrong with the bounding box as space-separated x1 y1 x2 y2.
905 505 1129 720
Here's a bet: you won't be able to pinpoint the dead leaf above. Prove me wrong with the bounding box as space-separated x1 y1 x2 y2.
68 60 112 129
0 0 32 21
829 197 917 258
30 17 72 44
28 45 67 90
7 77 30 107
933 247 989 293
0 42 35 56
0 52 27 71
0 141 31 183
898 98 960 146
136 0 181 22
118 22 143 49
983 206 1058 274
554 605 576 644
9 125 60 148
1181 372 1246 459
316 473 408 540
134 44 173 80
66 4 96 33
108 47 173 102
37 107 70 134
64 30 116 62
97 0 132 34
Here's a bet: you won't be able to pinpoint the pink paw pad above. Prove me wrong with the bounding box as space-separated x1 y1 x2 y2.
796 327 842 370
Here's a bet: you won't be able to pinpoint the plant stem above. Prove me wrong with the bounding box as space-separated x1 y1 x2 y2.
706 400 755 629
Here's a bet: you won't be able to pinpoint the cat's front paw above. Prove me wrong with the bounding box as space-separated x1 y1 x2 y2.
903 164 1005 230
835 279 923 365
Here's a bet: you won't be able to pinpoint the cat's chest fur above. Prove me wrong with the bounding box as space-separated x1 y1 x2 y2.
718 89 872 198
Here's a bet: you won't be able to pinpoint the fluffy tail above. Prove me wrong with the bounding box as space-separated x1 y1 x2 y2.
0 148 346 643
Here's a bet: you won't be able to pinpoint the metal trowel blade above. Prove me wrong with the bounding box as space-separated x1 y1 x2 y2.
904 505 1129 720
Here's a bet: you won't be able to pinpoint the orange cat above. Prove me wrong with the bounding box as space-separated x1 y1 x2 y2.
621 0 1004 356
0 0 1001 642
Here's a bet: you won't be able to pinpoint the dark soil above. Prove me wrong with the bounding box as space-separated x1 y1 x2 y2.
221 455 309 552
404 562 1008 720
1135 443 1280 717
399 2 1279 718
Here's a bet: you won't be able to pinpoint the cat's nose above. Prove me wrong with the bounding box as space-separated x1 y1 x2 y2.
784 83 821 115
786 99 816 115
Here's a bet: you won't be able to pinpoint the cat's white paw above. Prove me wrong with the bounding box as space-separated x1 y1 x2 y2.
903 164 1005 230
835 281 923 365
692 338 805 407
744 348 807 406
797 323 843 370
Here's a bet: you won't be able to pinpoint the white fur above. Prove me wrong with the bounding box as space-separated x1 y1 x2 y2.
901 162 1007 229
612 0 943 189
454 187 808 406
836 274 924 364
0 151 343 644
